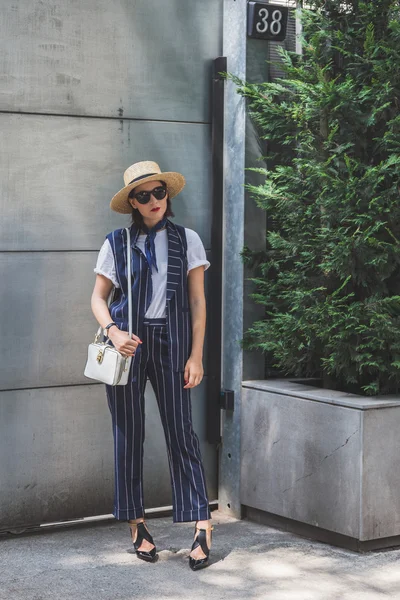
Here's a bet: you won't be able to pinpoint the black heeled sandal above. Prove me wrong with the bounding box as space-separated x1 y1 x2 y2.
129 520 157 562
189 523 214 571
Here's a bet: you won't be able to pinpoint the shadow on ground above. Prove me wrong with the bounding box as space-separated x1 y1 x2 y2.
1 510 400 600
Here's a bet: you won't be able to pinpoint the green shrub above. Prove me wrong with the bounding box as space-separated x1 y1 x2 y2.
232 0 400 395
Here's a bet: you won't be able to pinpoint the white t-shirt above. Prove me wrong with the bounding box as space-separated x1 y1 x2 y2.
94 227 210 318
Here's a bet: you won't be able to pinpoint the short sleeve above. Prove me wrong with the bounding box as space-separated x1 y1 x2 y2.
185 228 210 273
94 238 120 288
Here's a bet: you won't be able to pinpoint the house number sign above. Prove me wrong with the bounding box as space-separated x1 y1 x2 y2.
247 2 288 42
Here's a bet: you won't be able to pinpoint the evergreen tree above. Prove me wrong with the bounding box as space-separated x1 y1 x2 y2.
231 0 400 395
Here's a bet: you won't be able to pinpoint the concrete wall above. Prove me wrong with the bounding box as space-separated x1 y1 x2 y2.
241 380 400 547
0 0 222 529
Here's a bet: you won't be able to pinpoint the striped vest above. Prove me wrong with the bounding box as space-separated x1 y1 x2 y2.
105 219 192 380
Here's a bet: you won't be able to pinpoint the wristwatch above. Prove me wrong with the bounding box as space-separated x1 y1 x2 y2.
104 322 118 335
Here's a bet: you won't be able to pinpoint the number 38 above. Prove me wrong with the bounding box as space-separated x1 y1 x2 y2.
256 8 283 35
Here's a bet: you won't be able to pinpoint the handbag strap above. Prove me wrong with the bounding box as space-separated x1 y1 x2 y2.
94 227 132 341
126 226 132 337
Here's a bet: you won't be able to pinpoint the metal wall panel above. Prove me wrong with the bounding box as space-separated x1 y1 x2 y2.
0 380 216 530
0 250 210 390
1 252 101 390
0 0 223 122
0 114 212 251
1 0 219 528
269 6 297 80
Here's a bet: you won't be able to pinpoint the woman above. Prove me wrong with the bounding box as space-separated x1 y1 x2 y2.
90 161 213 570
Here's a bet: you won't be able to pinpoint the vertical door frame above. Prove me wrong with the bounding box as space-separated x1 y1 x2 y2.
218 0 247 519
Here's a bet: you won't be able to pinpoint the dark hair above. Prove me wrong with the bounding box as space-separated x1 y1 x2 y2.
128 180 175 226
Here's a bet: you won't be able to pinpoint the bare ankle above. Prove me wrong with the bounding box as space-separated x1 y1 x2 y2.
196 519 211 529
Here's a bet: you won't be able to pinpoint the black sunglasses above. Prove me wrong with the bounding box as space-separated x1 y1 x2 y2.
132 185 168 205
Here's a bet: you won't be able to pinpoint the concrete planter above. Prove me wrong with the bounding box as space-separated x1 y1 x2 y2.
241 379 400 551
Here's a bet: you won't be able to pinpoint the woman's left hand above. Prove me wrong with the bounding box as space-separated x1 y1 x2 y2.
183 356 204 389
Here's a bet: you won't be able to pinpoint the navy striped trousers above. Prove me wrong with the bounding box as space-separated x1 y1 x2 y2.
105 317 211 523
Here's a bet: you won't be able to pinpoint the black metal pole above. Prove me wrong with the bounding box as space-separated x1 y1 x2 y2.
206 57 227 444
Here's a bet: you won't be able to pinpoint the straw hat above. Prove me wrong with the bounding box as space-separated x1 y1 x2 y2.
110 160 186 214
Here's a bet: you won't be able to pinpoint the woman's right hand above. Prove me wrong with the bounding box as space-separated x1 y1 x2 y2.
108 327 142 358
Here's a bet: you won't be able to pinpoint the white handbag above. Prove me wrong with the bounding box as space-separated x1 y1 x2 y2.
84 227 133 386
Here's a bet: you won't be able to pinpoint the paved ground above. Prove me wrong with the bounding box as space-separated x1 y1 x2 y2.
1 510 400 600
